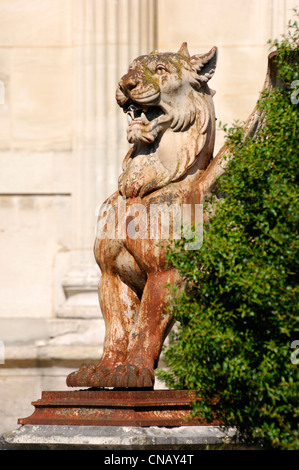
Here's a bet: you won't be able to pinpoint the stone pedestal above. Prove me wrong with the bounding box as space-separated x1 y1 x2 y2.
2 424 237 450
2 390 257 450
17 389 217 427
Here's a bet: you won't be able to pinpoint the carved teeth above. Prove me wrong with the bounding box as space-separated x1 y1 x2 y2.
141 112 150 125
126 103 150 125
125 104 162 127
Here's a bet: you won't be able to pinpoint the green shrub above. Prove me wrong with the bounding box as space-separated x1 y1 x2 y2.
158 13 299 450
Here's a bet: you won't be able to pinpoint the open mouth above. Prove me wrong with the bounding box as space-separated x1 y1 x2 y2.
124 102 165 126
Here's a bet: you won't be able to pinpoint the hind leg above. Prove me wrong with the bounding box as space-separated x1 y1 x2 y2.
66 271 140 387
106 268 182 388
98 271 140 367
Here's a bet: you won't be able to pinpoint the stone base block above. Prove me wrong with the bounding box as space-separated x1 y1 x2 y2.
2 424 237 450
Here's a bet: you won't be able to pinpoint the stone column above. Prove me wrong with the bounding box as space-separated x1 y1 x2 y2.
58 0 157 318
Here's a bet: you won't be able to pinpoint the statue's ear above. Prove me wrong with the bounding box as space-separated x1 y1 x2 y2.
189 46 218 83
177 42 190 59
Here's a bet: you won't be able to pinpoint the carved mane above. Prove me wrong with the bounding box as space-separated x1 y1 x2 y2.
116 43 217 198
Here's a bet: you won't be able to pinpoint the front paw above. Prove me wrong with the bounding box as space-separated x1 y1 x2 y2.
119 173 144 198
127 121 157 144
126 180 143 198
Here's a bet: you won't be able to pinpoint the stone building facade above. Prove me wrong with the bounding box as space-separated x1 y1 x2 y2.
0 0 297 434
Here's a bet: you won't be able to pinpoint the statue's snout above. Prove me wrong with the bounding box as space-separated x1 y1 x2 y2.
119 70 142 95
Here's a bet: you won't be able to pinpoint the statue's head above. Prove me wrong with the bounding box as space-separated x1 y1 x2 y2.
116 42 217 144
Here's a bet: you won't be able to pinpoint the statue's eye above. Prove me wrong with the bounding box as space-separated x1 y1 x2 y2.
155 64 166 74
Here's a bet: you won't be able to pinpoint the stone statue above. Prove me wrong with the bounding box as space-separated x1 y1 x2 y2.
66 42 221 389
67 42 219 389
67 44 278 389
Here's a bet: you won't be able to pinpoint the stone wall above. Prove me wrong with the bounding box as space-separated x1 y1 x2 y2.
0 0 297 434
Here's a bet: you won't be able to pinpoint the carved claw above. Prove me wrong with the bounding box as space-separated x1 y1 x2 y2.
115 365 138 388
66 363 96 387
127 121 157 144
95 365 155 389
120 176 144 199
137 368 155 387
69 364 155 389
87 365 110 388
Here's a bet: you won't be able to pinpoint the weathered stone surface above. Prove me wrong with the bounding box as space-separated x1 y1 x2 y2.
0 318 105 365
67 43 219 390
2 424 237 450
0 151 73 194
0 0 72 47
11 48 73 151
